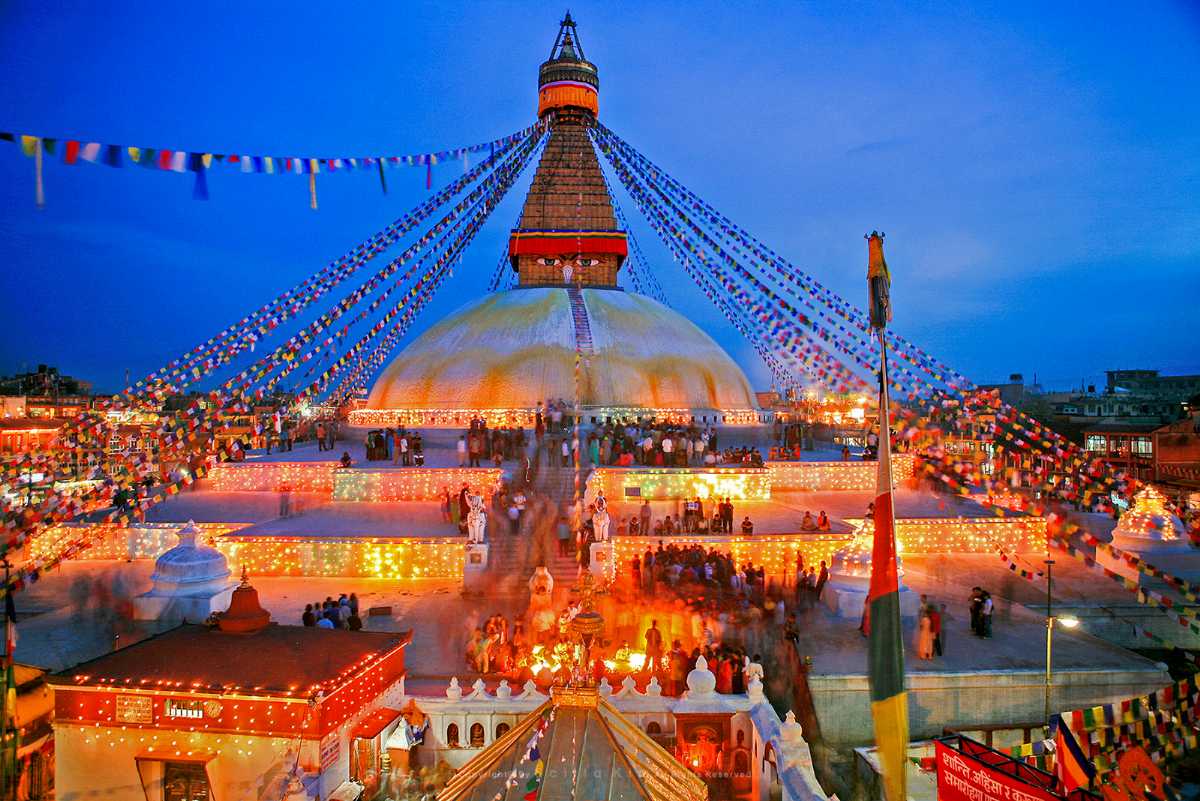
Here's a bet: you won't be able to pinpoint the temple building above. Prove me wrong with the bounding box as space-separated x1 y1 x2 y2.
50 577 412 801
353 14 760 428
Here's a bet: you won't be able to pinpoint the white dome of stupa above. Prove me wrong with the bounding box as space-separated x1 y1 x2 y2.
685 655 717 698
148 520 232 595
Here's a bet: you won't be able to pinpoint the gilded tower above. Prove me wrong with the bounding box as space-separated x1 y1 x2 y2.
509 13 628 288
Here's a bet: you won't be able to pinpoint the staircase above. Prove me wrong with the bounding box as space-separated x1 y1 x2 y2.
480 443 589 592
566 286 595 355
534 461 589 584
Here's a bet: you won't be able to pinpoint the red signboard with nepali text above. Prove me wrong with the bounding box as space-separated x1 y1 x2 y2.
936 738 1062 801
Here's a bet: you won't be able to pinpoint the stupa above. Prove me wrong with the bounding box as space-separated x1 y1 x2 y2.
354 14 758 428
1098 485 1191 584
823 518 919 619
132 520 236 621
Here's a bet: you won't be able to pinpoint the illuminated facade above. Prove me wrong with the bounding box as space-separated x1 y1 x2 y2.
50 581 412 801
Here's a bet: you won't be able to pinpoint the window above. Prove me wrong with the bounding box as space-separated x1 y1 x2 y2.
495 723 511 740
646 721 661 735
163 762 210 801
1132 437 1152 456
469 723 485 747
446 723 459 747
1085 434 1106 452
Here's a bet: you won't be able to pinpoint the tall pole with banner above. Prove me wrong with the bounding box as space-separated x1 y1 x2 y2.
865 231 908 801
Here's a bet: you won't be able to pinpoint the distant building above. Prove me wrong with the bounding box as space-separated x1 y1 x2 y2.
0 418 68 455
978 373 1040 408
1082 422 1159 481
1106 369 1200 402
1052 394 1179 426
0 364 92 398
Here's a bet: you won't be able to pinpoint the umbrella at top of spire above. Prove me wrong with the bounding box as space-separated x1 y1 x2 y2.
538 13 600 118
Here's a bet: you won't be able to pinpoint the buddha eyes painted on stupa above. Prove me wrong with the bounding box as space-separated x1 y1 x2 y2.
576 257 599 267
536 257 561 266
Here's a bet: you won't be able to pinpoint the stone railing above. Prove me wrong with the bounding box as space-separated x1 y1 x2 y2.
31 522 250 562
216 535 466 579
767 453 914 492
587 466 772 502
843 515 1045 554
206 461 338 494
34 522 467 579
332 467 503 502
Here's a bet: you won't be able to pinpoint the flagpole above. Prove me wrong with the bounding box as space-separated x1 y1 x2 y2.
865 231 907 801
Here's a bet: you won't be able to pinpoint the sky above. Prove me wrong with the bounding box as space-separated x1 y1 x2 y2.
0 1 1197 395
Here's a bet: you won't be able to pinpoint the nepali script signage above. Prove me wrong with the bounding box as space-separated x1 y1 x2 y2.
936 736 1068 801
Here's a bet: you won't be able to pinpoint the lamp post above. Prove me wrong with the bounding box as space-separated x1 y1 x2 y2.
1044 558 1080 724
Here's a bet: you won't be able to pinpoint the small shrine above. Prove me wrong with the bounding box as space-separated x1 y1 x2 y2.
1099 486 1191 584
132 520 236 622
823 517 919 619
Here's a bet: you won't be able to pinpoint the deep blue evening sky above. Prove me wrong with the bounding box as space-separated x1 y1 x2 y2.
1 2 1197 394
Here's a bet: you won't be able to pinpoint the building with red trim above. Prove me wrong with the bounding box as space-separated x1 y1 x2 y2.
49 580 411 801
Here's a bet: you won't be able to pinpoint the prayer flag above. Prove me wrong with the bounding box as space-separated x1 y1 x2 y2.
1053 714 1096 791
866 230 891 330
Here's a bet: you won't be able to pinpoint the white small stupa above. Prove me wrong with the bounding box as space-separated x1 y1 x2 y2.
1111 486 1189 554
823 517 919 619
133 520 237 621
1099 486 1190 583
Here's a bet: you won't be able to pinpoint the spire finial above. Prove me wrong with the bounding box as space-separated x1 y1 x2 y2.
549 11 585 61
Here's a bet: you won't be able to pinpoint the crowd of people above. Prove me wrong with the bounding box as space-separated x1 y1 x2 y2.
554 420 726 468
301 593 364 631
457 419 531 469
612 497 742 538
225 413 341 461
363 427 426 464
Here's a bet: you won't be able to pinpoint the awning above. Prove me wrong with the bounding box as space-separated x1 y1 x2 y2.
351 707 401 741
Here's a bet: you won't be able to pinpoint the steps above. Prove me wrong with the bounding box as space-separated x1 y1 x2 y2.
479 443 591 590
566 286 594 355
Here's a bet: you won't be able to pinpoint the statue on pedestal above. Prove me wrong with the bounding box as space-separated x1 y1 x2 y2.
528 565 557 642
592 490 610 542
466 491 487 543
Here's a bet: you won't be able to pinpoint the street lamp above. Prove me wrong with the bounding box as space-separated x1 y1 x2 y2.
1044 558 1081 722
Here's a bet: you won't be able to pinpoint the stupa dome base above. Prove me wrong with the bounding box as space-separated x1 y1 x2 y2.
351 287 764 428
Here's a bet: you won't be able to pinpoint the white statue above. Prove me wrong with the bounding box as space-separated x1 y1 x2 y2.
528 566 556 640
466 492 487 543
592 506 610 542
592 490 610 542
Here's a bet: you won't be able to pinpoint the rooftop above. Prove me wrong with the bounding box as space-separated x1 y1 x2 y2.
50 622 411 697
